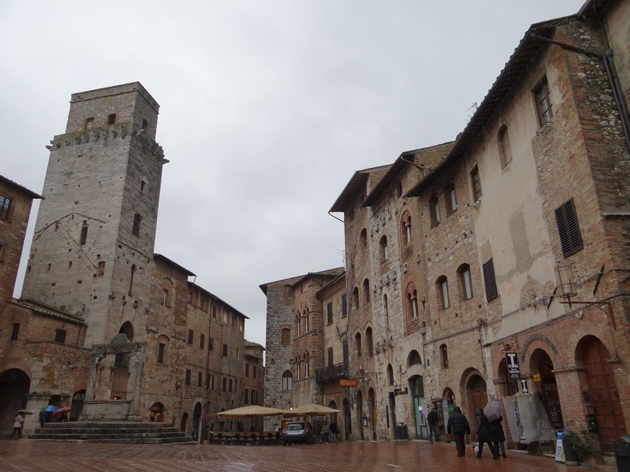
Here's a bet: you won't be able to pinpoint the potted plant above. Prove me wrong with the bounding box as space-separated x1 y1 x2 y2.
570 429 603 465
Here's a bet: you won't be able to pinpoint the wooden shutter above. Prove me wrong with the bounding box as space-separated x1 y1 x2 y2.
482 258 498 301
555 198 583 258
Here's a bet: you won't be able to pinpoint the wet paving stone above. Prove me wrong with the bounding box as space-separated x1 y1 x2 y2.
0 439 569 472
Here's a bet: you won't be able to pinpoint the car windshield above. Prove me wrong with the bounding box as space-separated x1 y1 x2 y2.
285 423 304 431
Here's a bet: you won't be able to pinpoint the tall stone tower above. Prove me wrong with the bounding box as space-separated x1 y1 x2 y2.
21 82 166 346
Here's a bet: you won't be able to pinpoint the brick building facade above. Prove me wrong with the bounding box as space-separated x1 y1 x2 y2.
0 83 255 440
263 0 630 452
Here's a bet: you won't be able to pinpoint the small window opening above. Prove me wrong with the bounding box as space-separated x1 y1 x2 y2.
10 323 19 340
142 119 149 131
79 225 88 246
84 117 95 130
55 329 67 343
132 213 142 237
107 114 117 125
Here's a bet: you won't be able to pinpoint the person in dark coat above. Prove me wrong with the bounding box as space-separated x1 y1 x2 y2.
329 420 338 443
490 415 507 458
427 406 438 444
475 409 498 459
446 406 470 457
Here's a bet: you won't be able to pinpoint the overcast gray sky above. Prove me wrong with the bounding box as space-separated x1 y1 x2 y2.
1 0 585 348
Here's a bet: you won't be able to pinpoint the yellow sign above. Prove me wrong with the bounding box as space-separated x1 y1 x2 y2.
340 379 357 387
533 373 542 382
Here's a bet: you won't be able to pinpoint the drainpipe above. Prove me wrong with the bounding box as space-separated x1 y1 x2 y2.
530 33 630 155
328 212 344 224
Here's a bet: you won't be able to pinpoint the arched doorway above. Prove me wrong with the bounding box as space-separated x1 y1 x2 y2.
70 389 86 421
328 400 338 427
192 403 202 441
369 388 377 441
180 413 188 433
409 375 427 439
357 390 364 440
0 369 30 436
498 358 519 396
343 398 352 440
150 402 165 422
530 348 563 430
118 321 134 342
466 375 488 442
577 336 627 452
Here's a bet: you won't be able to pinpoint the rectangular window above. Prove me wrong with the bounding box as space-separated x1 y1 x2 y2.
188 329 193 344
198 372 202 387
555 198 584 258
222 377 227 391
471 165 482 201
441 281 450 309
534 78 553 126
433 199 441 224
229 379 233 392
0 242 5 262
162 289 168 306
185 369 191 386
188 292 192 303
328 348 333 367
445 184 457 213
463 269 472 300
200 298 205 310
253 365 257 378
223 344 228 357
281 328 290 345
200 334 205 349
210 374 214 390
343 342 349 363
0 195 12 220
483 258 499 301
213 306 216 318
244 389 249 404
327 302 333 324
209 337 214 351
55 329 66 343
79 226 88 246
251 390 257 405
246 364 250 377
341 294 347 317
158 343 165 363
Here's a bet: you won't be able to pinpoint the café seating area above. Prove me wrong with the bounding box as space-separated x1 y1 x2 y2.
209 431 281 445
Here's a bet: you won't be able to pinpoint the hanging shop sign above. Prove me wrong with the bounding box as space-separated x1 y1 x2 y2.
532 373 541 382
340 379 357 387
520 379 529 394
506 352 520 379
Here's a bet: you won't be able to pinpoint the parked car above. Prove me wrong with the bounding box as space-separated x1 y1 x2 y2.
282 421 313 445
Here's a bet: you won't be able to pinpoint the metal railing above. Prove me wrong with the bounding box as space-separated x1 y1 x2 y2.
315 362 349 382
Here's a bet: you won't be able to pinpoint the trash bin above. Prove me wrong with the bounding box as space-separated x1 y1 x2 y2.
395 422 408 440
562 430 580 465
614 434 630 472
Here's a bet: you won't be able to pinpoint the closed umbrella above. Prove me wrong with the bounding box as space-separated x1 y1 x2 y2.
484 399 504 422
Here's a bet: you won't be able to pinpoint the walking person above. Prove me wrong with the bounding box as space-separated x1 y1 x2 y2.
490 415 507 458
427 406 438 444
321 419 330 443
329 420 338 444
446 406 470 457
475 409 499 459
8 412 24 439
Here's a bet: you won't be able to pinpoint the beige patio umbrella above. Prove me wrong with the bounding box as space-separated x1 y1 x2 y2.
284 403 341 417
215 405 289 418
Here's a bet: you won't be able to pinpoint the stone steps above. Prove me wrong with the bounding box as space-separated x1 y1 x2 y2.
29 422 197 445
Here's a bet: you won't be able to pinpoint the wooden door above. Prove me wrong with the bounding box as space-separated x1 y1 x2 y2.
469 376 488 442
583 337 626 452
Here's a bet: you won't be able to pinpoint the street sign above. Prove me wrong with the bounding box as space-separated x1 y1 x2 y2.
340 379 357 387
520 379 529 393
506 352 520 379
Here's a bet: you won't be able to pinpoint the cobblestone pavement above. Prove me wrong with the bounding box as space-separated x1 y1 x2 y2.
0 439 569 472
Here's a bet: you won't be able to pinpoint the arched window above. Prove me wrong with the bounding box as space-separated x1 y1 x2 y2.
305 310 309 332
360 228 367 247
119 321 134 342
132 213 142 237
440 344 449 369
366 327 373 358
79 223 88 246
457 264 473 300
363 279 370 304
405 283 418 319
498 124 512 169
379 236 388 262
430 195 441 227
129 264 136 296
408 350 422 366
296 356 301 379
436 276 449 309
387 364 394 386
355 332 362 358
401 213 412 245
352 287 359 310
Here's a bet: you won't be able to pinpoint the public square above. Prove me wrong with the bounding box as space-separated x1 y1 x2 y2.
0 440 570 472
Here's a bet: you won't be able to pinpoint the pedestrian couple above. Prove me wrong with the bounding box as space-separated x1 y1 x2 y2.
445 407 506 459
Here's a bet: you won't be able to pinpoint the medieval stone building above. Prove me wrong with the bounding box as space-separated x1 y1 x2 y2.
263 0 630 452
0 83 259 440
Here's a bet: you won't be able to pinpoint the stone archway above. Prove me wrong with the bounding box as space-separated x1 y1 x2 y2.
70 389 86 421
150 402 165 422
576 335 626 452
0 369 30 436
464 374 487 442
192 403 202 441
530 348 563 430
